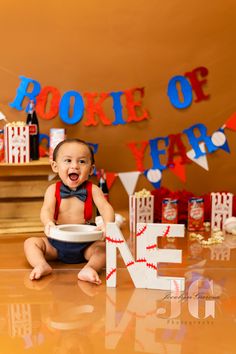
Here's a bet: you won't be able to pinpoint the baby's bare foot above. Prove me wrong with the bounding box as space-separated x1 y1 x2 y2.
29 263 52 280
78 266 102 285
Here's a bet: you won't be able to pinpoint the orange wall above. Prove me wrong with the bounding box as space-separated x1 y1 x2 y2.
0 0 236 211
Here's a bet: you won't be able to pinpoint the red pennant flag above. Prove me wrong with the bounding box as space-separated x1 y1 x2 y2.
225 112 236 131
106 172 117 190
169 157 187 183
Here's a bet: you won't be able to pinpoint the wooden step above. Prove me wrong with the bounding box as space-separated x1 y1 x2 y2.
0 218 44 235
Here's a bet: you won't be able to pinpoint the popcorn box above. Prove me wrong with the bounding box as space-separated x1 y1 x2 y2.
4 124 30 163
0 129 4 162
129 191 154 256
129 190 154 257
49 128 66 160
211 192 233 230
161 198 178 224
188 197 204 231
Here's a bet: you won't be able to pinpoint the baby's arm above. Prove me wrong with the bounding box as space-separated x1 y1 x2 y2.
92 184 115 235
40 184 57 236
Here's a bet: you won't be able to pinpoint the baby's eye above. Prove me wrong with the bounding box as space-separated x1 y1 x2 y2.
79 159 86 164
64 158 71 163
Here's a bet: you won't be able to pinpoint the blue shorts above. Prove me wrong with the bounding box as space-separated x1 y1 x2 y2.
48 238 93 264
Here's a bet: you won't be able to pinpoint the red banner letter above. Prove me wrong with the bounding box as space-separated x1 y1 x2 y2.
127 141 149 171
167 133 190 167
83 92 112 126
185 67 210 102
124 88 149 123
36 86 61 120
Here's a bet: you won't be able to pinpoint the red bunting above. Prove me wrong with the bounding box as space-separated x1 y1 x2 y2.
105 172 117 190
167 133 190 167
127 141 149 171
225 112 236 131
168 157 187 182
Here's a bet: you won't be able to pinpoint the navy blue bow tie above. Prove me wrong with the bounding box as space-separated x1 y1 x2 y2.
60 183 87 202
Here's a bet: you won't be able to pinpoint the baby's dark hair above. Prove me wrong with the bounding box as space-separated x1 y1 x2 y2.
53 138 95 164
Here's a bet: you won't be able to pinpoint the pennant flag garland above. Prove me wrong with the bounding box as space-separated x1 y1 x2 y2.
211 129 230 153
186 143 209 171
0 112 7 121
224 112 236 131
143 168 162 189
97 115 236 194
169 157 187 183
118 171 140 195
106 172 117 190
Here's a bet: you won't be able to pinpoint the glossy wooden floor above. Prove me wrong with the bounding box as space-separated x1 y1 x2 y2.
0 228 236 354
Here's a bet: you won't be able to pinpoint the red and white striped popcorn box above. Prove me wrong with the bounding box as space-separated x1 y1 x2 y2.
129 192 154 256
4 123 30 163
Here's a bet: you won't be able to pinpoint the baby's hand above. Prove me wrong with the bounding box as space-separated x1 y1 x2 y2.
44 221 55 237
95 225 106 241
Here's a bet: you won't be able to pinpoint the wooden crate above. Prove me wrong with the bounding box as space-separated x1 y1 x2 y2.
0 158 53 234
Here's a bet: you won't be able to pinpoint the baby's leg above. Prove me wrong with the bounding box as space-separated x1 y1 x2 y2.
78 241 106 285
24 237 58 280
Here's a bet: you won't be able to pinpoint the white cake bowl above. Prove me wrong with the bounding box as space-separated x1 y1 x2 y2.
49 224 103 243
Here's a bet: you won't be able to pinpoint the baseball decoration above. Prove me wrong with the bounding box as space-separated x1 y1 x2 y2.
211 192 233 230
223 216 236 234
106 222 185 290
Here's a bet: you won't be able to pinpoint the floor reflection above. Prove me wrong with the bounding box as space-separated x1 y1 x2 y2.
0 230 235 353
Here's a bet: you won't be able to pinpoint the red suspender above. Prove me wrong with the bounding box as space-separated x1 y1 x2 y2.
54 181 62 221
84 181 93 221
54 181 93 222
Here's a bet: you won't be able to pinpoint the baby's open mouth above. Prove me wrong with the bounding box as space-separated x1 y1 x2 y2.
69 173 79 181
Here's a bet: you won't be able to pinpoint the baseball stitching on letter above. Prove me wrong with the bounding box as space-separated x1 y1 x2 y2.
163 225 170 237
106 268 117 280
136 225 147 237
106 236 124 244
146 263 158 271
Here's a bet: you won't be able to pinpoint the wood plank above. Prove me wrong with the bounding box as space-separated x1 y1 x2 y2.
0 180 51 198
0 216 43 234
0 157 52 177
0 217 44 234
0 226 44 234
0 217 42 227
0 200 42 218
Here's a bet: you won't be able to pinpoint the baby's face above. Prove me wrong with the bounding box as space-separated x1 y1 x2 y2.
51 142 94 189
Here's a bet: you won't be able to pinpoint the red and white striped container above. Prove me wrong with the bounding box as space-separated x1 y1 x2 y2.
161 198 178 224
49 128 66 160
4 124 30 163
187 197 204 231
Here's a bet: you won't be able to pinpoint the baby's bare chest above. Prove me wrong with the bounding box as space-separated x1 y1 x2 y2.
58 198 85 223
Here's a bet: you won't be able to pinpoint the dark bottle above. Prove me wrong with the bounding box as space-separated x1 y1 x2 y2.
26 100 39 160
97 169 109 215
